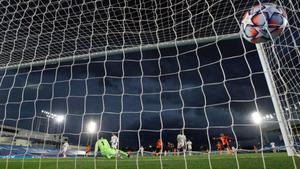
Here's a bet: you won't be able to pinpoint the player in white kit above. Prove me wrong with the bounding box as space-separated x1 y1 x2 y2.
270 142 276 153
139 146 144 157
110 133 119 149
61 140 69 158
186 139 192 156
177 131 187 155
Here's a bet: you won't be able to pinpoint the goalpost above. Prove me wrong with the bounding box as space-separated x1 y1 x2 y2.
0 0 300 168
256 43 295 156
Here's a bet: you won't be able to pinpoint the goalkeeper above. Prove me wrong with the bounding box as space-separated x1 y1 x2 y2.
94 137 128 158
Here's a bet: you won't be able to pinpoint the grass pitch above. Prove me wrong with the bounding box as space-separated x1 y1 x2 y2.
0 153 299 169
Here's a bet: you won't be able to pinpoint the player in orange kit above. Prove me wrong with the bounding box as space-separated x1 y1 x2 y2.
155 139 163 156
214 133 231 154
85 144 91 157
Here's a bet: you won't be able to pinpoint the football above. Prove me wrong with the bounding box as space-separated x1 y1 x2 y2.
241 3 288 43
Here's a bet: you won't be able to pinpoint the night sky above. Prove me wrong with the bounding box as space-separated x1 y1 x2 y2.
0 37 278 150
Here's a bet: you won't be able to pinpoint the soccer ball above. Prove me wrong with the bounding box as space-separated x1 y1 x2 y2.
241 3 288 43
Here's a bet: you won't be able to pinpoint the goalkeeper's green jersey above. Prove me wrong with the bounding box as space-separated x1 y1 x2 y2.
95 138 111 154
94 138 127 158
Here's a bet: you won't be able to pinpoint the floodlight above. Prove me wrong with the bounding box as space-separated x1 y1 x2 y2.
251 112 262 124
55 115 65 123
87 121 97 134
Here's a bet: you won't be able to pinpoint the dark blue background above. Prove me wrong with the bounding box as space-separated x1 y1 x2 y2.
0 38 277 150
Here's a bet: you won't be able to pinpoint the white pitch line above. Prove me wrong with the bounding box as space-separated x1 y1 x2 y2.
1 155 290 163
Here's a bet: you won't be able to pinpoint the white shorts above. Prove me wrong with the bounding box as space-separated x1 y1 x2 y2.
187 146 192 151
177 142 186 150
62 148 68 153
111 143 118 149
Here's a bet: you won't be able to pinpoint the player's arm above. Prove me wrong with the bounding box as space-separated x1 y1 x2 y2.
212 137 219 140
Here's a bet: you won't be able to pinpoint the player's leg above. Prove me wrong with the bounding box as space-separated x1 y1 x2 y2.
273 147 276 153
188 148 192 156
111 143 117 149
100 149 113 159
182 144 187 156
117 149 128 157
177 143 181 156
218 148 222 155
225 144 231 154
106 148 128 158
155 148 159 156
63 149 67 158
102 152 112 159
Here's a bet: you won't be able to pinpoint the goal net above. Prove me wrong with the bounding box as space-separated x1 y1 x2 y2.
0 0 299 169
259 5 300 155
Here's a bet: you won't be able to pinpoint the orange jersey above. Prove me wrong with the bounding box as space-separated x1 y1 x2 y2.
85 145 91 153
156 139 162 149
220 136 229 145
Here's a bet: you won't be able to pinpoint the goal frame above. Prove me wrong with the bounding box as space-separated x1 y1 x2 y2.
256 43 295 156
0 33 240 70
0 31 296 156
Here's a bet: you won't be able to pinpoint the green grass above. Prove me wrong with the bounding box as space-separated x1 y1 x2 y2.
1 153 300 169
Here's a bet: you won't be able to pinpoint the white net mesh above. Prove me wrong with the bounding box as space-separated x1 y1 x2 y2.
0 0 299 169
261 0 300 154
0 0 257 67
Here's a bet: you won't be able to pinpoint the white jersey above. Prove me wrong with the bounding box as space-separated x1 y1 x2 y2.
139 146 144 156
270 142 275 148
177 134 187 150
186 141 192 150
63 142 69 151
110 135 119 148
177 134 186 144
